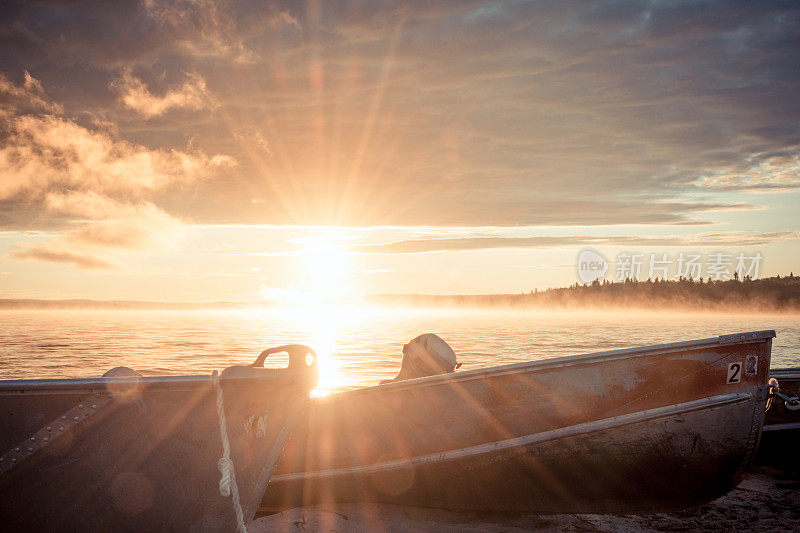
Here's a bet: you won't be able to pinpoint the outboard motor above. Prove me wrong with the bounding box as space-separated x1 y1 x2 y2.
381 333 460 384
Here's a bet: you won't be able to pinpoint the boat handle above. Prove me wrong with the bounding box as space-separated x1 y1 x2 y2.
250 344 317 371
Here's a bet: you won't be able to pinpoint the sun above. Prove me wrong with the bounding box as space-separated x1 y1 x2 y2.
298 243 353 303
258 241 355 306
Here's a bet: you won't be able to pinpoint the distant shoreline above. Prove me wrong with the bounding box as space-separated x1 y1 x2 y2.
0 299 253 310
2 274 798 312
373 274 800 313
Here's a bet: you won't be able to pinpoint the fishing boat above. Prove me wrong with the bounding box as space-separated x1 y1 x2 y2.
261 331 775 514
757 367 800 466
0 344 318 532
765 367 800 431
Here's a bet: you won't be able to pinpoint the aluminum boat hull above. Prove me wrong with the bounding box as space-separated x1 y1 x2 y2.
0 362 316 531
261 331 774 514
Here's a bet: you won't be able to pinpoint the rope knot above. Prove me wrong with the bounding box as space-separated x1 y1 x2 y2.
217 457 234 497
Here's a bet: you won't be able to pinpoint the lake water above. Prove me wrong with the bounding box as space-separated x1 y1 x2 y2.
1 306 798 394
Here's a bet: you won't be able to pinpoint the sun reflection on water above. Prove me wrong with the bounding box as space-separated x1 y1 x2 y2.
255 239 369 395
305 306 341 397
269 303 373 396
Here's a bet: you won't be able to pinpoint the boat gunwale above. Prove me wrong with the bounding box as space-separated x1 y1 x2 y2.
0 370 312 394
272 391 754 481
769 367 800 379
326 330 776 398
763 421 800 431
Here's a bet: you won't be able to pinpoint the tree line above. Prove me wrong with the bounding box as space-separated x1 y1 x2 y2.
371 274 800 312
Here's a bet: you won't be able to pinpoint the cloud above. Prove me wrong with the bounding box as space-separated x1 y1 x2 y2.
0 73 234 204
142 0 257 63
0 1 798 227
8 191 181 269
697 154 800 191
11 248 115 269
22 70 42 92
353 231 800 254
0 115 234 204
233 127 273 156
110 70 216 118
0 72 62 115
46 191 181 248
0 73 233 267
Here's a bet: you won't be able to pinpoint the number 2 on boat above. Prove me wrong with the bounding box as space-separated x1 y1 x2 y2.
727 362 742 384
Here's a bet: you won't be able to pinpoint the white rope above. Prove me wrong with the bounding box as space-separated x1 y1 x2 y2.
212 370 247 533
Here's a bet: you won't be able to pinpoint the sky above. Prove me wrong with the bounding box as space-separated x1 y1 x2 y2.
0 0 798 302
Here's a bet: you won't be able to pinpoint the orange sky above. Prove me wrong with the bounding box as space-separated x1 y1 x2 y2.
0 1 798 301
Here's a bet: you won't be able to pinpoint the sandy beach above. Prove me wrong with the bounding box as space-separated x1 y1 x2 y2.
252 465 800 532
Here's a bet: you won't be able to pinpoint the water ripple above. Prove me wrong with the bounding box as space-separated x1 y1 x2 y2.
0 308 797 390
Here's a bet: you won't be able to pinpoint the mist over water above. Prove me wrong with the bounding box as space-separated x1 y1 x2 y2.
1 306 798 393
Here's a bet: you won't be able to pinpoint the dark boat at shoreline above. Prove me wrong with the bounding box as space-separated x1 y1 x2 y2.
757 366 800 467
765 367 800 432
261 331 775 514
0 345 318 532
